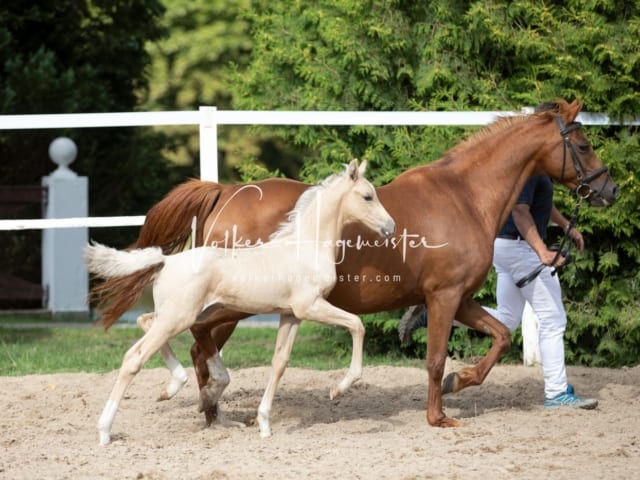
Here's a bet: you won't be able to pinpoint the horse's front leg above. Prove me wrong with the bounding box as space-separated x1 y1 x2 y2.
423 290 464 428
441 298 511 395
256 313 300 437
296 297 365 400
137 313 188 401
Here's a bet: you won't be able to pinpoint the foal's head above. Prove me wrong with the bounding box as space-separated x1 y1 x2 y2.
338 159 395 238
535 100 619 206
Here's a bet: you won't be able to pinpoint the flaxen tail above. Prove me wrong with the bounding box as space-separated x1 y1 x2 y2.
87 180 224 330
85 242 165 330
84 242 165 279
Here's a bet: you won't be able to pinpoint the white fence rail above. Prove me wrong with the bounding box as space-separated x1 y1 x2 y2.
1 108 637 231
2 108 636 353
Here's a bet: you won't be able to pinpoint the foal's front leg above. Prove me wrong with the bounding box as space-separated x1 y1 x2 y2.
296 297 365 399
256 313 301 437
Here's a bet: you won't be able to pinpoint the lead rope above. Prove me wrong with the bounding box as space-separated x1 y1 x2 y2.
515 195 584 288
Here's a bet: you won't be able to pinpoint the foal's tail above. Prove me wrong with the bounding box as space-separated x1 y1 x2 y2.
85 242 165 330
85 242 165 280
87 179 225 330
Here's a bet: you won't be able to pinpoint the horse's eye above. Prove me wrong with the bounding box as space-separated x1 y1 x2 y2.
363 194 373 202
578 143 590 154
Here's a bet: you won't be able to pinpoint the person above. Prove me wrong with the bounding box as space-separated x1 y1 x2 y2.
400 174 598 409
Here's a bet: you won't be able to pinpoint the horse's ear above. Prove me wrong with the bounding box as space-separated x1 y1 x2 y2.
567 99 583 122
347 159 360 181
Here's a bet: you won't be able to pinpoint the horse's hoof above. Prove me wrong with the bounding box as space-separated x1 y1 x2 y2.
440 417 463 428
214 417 246 429
200 404 218 426
442 372 459 395
427 414 463 428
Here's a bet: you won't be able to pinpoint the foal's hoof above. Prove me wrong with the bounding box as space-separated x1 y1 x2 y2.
329 387 340 400
98 430 111 446
442 372 460 395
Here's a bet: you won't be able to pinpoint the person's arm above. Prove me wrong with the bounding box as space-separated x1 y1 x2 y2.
512 204 564 266
550 205 584 252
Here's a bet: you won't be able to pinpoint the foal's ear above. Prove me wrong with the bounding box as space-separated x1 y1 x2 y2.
347 159 360 181
347 158 367 181
357 159 367 178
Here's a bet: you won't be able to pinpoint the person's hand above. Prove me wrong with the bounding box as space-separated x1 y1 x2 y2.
567 226 584 252
539 247 566 267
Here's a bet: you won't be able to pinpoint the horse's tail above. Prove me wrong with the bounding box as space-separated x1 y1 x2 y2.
88 179 225 330
136 178 224 252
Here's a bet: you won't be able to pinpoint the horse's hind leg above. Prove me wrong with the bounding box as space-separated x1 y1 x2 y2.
98 324 176 445
137 312 188 401
257 313 300 437
442 298 511 395
190 309 246 425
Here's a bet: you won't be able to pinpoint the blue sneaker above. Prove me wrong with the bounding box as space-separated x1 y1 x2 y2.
544 385 598 410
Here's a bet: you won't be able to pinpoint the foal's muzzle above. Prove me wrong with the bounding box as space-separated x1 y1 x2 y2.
380 220 396 239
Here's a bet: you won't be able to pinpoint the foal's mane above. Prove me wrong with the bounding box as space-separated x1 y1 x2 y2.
269 170 345 240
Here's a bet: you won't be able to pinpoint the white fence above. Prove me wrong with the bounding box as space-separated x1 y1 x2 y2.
1 108 637 231
1 108 637 359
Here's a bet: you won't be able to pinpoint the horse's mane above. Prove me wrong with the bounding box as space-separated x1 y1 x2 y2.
269 171 344 240
446 100 571 158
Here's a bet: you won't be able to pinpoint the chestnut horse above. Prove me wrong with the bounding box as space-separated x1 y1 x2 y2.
90 100 618 431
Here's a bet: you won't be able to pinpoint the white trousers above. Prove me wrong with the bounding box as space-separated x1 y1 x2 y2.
491 237 568 399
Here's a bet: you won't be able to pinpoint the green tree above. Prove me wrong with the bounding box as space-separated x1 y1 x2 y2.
0 0 173 307
232 0 640 366
143 0 303 180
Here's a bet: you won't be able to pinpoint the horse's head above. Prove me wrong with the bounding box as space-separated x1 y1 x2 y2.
343 159 395 238
538 100 619 206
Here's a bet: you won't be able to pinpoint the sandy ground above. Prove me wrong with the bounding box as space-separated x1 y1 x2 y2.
1 359 638 480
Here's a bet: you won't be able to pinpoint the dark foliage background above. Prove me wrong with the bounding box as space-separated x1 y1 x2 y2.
0 0 178 307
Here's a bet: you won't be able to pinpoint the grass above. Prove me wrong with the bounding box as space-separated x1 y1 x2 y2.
0 315 423 376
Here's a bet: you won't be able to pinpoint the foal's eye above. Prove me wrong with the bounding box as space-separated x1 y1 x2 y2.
363 194 373 202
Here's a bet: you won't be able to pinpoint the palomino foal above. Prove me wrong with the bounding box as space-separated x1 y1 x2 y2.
85 160 395 444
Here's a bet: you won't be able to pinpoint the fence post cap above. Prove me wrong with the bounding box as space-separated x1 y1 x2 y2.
48 137 78 178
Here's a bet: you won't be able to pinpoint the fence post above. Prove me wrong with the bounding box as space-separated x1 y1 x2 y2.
41 137 89 314
199 106 218 181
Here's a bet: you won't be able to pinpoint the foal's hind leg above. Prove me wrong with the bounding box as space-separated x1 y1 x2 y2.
257 313 301 437
441 298 511 395
137 313 188 401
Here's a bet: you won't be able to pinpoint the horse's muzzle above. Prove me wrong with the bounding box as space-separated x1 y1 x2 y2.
587 180 619 207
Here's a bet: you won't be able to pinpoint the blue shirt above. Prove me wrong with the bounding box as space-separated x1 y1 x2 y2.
499 175 553 240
